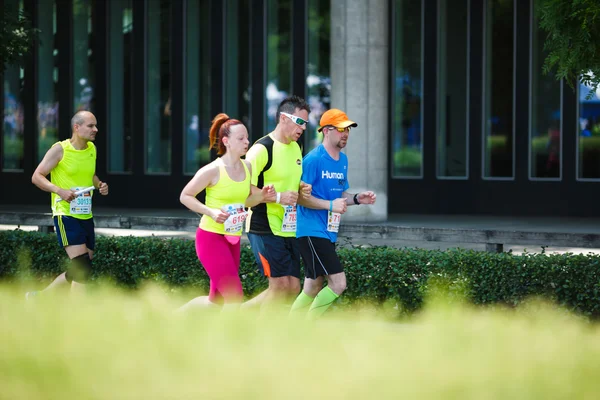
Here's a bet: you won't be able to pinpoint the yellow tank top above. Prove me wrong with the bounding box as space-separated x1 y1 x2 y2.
50 140 96 219
199 160 251 236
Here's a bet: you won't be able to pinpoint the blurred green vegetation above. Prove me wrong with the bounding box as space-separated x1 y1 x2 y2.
0 284 599 399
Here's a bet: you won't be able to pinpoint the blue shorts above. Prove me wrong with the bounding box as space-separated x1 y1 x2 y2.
247 233 301 279
53 215 96 250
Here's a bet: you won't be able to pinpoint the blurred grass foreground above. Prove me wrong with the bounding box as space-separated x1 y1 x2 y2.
1 284 600 399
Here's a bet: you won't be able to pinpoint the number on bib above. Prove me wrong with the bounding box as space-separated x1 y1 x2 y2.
327 211 341 233
281 205 297 233
70 187 92 215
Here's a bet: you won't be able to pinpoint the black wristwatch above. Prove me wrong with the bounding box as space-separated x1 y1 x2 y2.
353 193 360 205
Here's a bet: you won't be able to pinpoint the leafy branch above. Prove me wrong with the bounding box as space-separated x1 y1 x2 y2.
538 0 600 98
1 7 39 70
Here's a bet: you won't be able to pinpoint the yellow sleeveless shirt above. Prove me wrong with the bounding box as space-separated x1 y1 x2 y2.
50 140 96 219
199 160 251 236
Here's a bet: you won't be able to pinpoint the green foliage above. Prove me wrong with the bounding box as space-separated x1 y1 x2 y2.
1 6 39 70
538 0 600 96
194 145 212 165
393 148 422 175
2 137 24 170
2 230 600 318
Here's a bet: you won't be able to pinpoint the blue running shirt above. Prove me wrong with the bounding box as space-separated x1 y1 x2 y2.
297 144 349 242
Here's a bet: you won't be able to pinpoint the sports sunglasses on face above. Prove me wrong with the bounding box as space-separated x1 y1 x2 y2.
280 112 308 126
327 126 351 133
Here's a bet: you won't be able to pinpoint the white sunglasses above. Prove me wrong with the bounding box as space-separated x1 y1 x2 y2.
280 112 308 126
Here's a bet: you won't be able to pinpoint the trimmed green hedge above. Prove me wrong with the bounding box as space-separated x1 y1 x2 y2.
1 230 600 317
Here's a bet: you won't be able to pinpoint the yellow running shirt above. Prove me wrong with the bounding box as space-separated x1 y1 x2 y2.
200 160 251 236
50 140 96 220
245 133 303 237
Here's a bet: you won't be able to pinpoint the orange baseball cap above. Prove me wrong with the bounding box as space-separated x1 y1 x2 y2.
318 109 358 132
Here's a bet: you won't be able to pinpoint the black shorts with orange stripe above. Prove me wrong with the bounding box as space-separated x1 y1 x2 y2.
247 233 301 279
53 215 96 250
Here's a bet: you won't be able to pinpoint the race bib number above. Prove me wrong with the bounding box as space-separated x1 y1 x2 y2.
327 211 341 233
281 205 297 233
222 203 247 234
70 187 92 215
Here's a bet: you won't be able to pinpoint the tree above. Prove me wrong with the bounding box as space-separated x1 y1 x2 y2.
1 6 38 70
538 0 600 98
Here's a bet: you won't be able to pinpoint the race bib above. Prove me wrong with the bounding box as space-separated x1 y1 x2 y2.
281 205 297 233
70 187 92 215
222 203 248 234
327 211 341 233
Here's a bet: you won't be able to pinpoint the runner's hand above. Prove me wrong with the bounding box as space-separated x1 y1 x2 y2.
357 191 376 205
332 198 347 214
98 181 109 196
279 191 298 206
261 184 276 201
57 188 77 203
210 209 230 224
299 181 312 199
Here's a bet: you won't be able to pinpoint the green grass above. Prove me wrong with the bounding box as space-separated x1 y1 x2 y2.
1 284 599 399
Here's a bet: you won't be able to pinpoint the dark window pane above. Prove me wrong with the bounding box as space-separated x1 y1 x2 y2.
146 0 171 174
483 0 514 178
185 0 212 174
224 0 251 138
392 0 423 177
37 0 59 162
73 0 95 113
437 0 468 178
530 0 561 179
578 81 600 179
266 0 292 133
3 0 25 171
107 0 133 173
306 0 331 151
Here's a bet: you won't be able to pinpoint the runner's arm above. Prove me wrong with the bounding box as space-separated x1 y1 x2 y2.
180 163 226 222
342 191 377 206
298 195 347 214
31 145 76 201
93 175 109 195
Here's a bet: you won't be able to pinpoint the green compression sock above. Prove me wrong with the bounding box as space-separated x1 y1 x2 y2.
290 291 314 313
308 286 339 319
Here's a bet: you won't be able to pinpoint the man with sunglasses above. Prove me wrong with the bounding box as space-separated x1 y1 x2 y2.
291 109 377 318
244 95 312 310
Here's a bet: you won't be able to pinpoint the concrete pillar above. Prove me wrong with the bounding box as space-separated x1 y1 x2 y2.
330 0 389 222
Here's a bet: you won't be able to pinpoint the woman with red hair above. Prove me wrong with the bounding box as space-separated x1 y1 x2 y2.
178 113 273 310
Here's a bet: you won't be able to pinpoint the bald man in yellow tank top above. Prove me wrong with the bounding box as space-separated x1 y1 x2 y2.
29 111 109 297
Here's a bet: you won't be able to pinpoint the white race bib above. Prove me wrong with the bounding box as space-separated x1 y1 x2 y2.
222 203 248 234
327 211 341 233
70 187 92 215
281 205 297 233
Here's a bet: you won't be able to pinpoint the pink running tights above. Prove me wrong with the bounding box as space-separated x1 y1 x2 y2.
195 228 243 303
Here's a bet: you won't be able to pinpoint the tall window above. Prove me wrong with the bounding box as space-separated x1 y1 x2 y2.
266 0 292 133
107 0 133 173
306 0 331 151
530 0 561 180
483 0 514 179
3 0 26 171
578 80 600 180
437 0 468 178
73 0 95 113
37 0 59 162
146 0 172 173
224 0 251 136
184 0 212 174
392 0 423 177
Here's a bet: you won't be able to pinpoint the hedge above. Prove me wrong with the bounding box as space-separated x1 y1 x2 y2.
1 229 600 317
